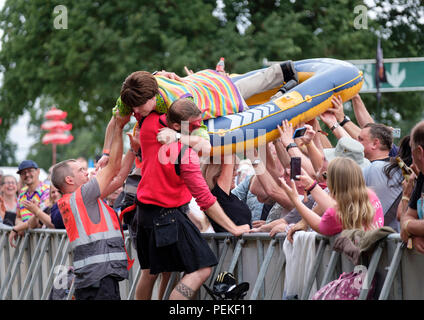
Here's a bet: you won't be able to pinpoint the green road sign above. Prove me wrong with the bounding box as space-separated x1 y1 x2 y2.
348 57 424 93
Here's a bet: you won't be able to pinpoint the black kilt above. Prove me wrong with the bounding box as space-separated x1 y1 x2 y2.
135 202 218 275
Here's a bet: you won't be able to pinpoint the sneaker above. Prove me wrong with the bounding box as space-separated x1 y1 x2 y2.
280 60 298 83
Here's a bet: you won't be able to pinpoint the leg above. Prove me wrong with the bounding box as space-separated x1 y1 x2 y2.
169 267 212 300
234 64 286 101
158 272 172 300
135 269 159 300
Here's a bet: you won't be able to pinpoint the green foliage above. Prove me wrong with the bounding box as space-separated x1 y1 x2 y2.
0 0 423 169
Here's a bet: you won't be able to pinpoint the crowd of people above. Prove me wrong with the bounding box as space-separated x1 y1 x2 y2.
1 62 424 301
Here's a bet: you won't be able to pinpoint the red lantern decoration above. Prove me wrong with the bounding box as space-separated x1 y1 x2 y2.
41 106 74 165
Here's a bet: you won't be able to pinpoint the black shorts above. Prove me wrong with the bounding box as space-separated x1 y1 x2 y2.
74 276 121 300
136 202 218 275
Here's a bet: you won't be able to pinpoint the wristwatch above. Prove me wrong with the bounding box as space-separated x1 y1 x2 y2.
330 123 340 131
175 132 181 142
339 115 351 127
286 142 298 152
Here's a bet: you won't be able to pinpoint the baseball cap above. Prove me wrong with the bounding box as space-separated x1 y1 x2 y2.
323 137 371 169
17 160 39 174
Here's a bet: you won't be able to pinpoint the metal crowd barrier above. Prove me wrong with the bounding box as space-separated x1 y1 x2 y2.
0 224 423 300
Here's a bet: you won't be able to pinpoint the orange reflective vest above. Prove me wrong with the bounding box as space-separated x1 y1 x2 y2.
58 186 133 286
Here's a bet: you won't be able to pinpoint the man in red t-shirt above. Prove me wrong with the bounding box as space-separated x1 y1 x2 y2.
134 98 250 300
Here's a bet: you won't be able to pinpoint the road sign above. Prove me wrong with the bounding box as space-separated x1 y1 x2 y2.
348 57 424 93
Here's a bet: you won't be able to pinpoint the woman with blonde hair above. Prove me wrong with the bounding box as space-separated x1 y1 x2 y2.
0 175 19 226
280 157 384 236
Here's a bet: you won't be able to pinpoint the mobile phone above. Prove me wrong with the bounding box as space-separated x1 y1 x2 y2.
293 127 307 139
290 157 301 180
392 128 401 138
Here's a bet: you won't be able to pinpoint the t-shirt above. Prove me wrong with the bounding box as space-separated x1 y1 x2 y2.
18 182 50 222
50 203 65 229
318 189 384 236
210 184 252 233
362 159 402 231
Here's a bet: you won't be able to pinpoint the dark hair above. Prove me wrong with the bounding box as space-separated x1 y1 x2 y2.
120 71 159 108
384 135 412 184
166 98 201 125
364 123 393 151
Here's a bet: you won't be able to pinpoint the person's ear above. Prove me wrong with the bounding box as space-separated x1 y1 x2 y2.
64 175 73 185
170 122 181 131
372 138 380 150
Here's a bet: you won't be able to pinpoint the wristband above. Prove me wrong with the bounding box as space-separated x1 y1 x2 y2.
305 180 318 194
102 149 110 157
402 196 410 202
317 130 328 137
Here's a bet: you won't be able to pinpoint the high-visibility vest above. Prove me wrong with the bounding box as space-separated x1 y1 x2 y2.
58 186 133 287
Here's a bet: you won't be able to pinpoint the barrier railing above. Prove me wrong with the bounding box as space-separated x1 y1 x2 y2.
1 224 422 300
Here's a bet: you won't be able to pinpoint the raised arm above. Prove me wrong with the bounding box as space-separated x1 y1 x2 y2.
216 154 236 195
96 114 130 199
328 95 361 139
351 94 374 128
251 160 294 210
101 130 140 197
278 120 315 177
319 111 350 140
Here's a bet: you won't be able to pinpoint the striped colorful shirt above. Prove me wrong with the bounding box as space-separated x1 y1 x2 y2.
18 182 50 222
155 69 245 120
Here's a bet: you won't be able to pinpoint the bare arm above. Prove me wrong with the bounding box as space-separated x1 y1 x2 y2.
297 172 335 213
273 138 291 169
216 154 235 195
328 95 361 139
278 120 315 177
279 178 321 233
319 111 350 140
204 201 250 236
252 161 294 210
96 114 129 199
157 127 211 156
102 129 140 197
351 94 374 128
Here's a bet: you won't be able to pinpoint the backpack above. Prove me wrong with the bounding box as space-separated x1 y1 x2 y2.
312 271 376 300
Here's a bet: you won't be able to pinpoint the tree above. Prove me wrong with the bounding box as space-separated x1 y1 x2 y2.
0 0 423 169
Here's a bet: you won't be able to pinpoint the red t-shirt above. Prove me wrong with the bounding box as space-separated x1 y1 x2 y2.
137 113 216 210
